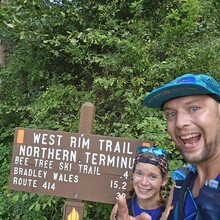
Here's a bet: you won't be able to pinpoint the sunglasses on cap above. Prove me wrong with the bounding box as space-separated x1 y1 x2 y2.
135 146 167 157
134 146 168 174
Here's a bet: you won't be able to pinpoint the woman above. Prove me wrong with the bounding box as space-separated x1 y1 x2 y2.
110 146 169 220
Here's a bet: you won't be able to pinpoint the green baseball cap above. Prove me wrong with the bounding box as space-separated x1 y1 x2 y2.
144 73 220 108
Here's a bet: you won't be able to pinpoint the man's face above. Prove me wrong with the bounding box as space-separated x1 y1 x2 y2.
164 95 220 163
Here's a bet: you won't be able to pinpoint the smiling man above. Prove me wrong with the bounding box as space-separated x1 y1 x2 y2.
116 73 220 220
144 73 220 220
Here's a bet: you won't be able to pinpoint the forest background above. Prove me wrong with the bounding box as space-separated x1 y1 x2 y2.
0 0 220 219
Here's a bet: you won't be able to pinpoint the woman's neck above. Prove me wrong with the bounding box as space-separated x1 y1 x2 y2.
137 195 162 210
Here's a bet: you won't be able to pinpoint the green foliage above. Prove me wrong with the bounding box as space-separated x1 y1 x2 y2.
1 0 220 219
84 202 112 220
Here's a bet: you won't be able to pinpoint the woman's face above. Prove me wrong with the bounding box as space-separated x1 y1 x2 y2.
132 162 167 202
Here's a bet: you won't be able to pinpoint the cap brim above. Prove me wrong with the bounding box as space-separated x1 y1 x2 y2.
143 84 213 108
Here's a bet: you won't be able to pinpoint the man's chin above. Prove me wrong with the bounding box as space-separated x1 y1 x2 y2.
181 151 203 164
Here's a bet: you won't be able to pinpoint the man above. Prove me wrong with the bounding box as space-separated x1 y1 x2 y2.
116 73 220 220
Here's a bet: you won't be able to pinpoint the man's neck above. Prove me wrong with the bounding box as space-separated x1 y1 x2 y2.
192 150 220 196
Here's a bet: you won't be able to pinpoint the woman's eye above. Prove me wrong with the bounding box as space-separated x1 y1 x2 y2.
150 175 157 180
135 171 142 176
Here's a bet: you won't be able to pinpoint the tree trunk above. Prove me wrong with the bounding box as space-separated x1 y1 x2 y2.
0 39 6 65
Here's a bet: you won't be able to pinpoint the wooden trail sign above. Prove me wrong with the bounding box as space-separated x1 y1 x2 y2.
9 127 153 204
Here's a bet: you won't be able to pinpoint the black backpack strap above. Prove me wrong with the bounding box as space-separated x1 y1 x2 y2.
115 196 135 219
126 196 135 216
178 171 197 219
155 206 165 220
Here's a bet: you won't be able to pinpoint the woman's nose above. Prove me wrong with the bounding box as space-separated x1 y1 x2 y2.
140 175 149 185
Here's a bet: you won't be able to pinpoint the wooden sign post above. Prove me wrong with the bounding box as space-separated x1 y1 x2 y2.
9 102 153 220
63 102 95 220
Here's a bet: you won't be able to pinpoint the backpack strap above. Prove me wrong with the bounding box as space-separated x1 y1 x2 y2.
178 171 196 219
114 195 135 220
126 195 135 216
167 164 197 219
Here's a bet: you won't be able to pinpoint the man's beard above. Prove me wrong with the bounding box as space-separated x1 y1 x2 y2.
178 118 220 164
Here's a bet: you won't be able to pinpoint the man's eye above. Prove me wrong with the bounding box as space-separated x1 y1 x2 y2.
166 112 176 117
191 107 199 112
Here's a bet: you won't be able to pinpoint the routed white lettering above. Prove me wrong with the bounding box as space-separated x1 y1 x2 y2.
13 177 37 187
18 145 77 161
78 164 100 175
34 159 53 169
84 152 134 169
69 135 90 149
14 156 29 165
53 172 78 183
98 140 132 154
14 167 47 178
33 133 63 146
59 162 72 171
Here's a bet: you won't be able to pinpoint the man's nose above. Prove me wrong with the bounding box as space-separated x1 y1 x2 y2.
176 111 191 128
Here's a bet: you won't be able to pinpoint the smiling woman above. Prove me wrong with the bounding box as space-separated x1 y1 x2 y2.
110 146 169 220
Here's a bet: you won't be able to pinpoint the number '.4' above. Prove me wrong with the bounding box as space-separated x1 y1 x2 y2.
123 171 129 179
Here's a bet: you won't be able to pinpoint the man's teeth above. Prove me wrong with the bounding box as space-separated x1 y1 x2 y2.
181 133 199 139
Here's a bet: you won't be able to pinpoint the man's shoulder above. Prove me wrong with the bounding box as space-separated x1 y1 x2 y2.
172 164 197 181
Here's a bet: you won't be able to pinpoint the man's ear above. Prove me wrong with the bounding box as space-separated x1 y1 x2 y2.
218 103 220 113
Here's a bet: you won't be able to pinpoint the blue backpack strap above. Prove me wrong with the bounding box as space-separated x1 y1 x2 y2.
177 171 196 219
215 174 220 181
169 167 220 220
197 174 220 219
167 164 197 220
172 164 196 181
